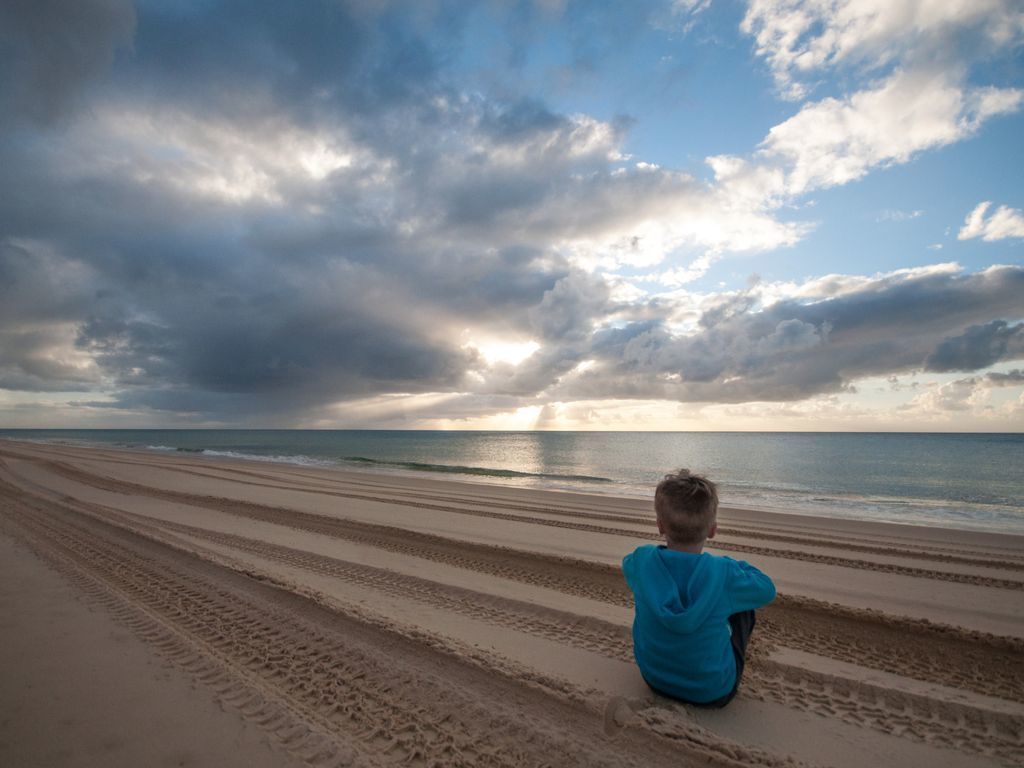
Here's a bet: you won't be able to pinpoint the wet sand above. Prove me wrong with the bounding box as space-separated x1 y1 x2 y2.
1 438 1022 767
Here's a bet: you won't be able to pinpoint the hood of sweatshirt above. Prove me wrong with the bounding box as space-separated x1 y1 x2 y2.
623 545 727 634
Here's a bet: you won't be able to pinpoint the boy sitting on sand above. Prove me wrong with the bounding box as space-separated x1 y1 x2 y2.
623 469 775 707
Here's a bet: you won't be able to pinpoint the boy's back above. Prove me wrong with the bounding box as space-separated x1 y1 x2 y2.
624 469 775 707
623 544 775 704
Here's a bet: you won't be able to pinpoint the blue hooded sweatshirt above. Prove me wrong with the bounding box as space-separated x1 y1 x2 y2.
623 544 776 703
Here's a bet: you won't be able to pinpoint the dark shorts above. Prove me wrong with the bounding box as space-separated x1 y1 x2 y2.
647 610 757 709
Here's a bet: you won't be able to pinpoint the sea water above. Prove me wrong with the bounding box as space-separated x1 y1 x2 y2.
2 429 1022 535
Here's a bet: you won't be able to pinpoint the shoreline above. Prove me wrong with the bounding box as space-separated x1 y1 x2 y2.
1 437 1022 767
4 434 1023 541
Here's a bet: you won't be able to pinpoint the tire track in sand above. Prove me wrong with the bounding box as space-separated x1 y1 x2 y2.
196 467 1024 571
19 492 1021 766
153 516 1024 765
6 452 1024 707
128 508 635 664
43 445 1024 572
23 453 1024 590
150 518 1024 767
0 482 783 768
153 497 1024 708
746 661 1024 766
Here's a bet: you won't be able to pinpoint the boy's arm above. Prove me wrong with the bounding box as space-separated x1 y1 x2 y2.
727 559 776 612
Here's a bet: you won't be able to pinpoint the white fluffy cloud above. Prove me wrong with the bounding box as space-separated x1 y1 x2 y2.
741 0 1024 99
904 369 1024 416
684 1 1024 249
958 201 1024 241
674 0 1022 242
712 69 1023 198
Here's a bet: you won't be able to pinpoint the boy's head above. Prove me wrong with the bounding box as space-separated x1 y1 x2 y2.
654 469 719 547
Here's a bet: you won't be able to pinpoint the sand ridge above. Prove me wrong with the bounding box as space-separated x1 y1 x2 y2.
1 439 1022 767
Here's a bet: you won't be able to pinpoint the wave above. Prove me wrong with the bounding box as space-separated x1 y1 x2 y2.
723 488 1024 534
141 444 614 484
144 445 333 468
732 486 1024 512
341 456 614 483
202 449 335 467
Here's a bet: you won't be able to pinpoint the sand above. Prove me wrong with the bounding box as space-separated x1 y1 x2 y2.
0 439 1021 767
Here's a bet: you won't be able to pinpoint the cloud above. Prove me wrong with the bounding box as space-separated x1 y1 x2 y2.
549 264 1024 404
877 209 923 222
0 240 103 392
749 68 1023 196
703 64 1021 237
958 201 1024 241
905 377 980 412
924 321 1024 372
1 1 1022 427
0 0 136 126
10 163 1021 421
698 2 1024 228
530 270 611 342
984 369 1024 386
903 369 1024 415
0 324 100 393
740 0 1024 99
0 3 612 420
121 0 447 133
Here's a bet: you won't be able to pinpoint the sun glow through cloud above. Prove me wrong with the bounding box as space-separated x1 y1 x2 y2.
469 340 542 367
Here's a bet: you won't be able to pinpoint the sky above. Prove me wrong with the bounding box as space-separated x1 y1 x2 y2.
0 0 1022 431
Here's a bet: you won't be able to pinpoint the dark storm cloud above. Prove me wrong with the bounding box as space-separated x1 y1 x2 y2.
122 0 459 125
985 369 1024 386
0 0 486 412
0 0 648 421
478 98 567 141
0 240 102 392
0 240 93 323
488 0 676 97
0 328 98 393
69 254 481 398
923 321 1024 372
0 0 135 126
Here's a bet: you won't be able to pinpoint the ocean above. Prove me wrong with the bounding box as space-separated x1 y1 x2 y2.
2 429 1022 535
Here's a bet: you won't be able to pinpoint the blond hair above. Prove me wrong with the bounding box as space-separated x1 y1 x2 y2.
654 469 718 545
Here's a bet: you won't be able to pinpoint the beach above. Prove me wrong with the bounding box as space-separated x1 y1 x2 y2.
1 438 1021 767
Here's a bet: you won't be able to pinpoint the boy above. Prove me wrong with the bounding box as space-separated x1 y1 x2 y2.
623 469 775 707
